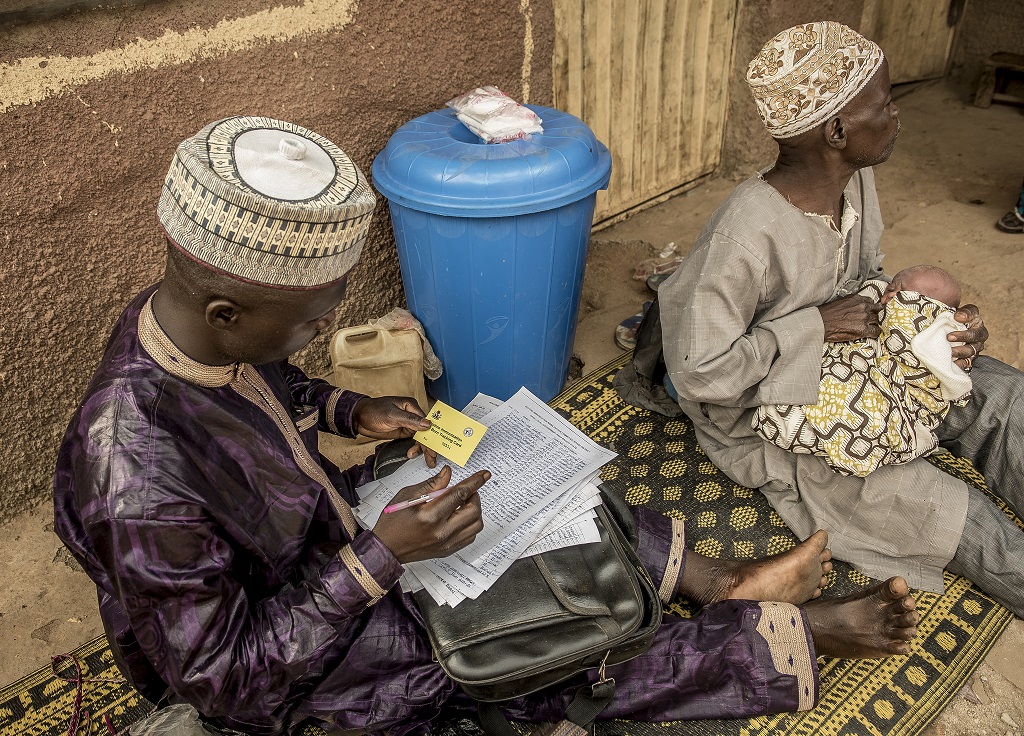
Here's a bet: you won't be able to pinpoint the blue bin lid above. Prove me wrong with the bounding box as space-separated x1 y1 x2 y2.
371 105 611 218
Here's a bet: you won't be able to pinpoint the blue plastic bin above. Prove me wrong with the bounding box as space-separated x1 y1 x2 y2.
372 105 611 409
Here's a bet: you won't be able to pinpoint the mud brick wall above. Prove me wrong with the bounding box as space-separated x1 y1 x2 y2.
0 0 554 521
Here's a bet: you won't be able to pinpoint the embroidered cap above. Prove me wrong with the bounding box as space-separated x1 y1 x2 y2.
157 116 376 289
746 22 884 139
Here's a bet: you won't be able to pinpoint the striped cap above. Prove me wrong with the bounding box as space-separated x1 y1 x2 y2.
158 116 376 289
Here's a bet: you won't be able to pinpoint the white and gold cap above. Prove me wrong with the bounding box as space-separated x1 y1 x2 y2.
158 116 376 289
746 22 884 139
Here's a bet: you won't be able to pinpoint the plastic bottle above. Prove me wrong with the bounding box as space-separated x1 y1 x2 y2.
330 326 429 423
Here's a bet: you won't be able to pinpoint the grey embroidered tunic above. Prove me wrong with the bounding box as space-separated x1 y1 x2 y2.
659 168 968 592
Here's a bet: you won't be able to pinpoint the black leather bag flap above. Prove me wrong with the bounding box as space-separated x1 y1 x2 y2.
414 504 662 701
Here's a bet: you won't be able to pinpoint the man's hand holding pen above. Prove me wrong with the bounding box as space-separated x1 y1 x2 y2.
373 466 491 563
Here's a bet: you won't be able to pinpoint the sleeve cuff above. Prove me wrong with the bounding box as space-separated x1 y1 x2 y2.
325 533 403 611
325 389 367 438
659 518 686 604
769 306 825 358
754 602 819 711
758 306 827 405
633 508 686 604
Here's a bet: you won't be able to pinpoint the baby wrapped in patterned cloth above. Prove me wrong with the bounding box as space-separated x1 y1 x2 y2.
754 265 973 477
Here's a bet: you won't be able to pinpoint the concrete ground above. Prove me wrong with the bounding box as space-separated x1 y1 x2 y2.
2 79 1022 733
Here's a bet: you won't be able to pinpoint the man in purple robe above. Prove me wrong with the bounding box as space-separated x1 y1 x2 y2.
54 116 919 736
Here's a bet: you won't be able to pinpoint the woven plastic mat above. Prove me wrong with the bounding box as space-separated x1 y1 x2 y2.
545 353 1017 736
1 353 1016 736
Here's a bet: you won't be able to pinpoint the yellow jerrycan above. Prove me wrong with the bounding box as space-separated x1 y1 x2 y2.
329 326 429 421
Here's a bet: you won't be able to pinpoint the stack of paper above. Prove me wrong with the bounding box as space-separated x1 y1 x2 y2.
353 388 617 607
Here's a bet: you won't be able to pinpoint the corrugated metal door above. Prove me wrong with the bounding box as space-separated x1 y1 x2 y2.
861 0 964 83
553 0 738 224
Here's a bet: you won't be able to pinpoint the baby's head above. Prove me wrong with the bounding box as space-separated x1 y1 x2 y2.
882 265 961 308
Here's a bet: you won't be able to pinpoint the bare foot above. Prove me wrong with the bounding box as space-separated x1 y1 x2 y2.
804 576 919 658
679 530 832 606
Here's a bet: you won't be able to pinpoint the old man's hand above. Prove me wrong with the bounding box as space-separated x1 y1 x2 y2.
373 466 488 563
817 294 883 342
948 304 988 372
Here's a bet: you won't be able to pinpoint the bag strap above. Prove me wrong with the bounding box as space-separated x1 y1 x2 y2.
476 703 519 736
476 656 617 736
563 677 616 732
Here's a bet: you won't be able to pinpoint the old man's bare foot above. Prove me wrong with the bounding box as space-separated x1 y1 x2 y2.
678 530 832 606
804 576 919 658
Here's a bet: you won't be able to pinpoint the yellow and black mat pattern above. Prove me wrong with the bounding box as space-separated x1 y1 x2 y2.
0 635 154 736
545 354 1019 736
1 354 1017 736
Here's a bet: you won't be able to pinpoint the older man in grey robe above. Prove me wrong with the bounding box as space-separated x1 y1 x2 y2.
620 22 1024 616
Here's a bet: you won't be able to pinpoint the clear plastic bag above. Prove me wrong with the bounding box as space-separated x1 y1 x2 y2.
368 307 443 380
129 704 239 735
446 86 543 143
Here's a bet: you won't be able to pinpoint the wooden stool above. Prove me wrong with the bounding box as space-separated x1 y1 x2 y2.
974 52 1024 108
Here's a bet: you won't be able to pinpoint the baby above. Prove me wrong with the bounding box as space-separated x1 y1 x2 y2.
881 264 961 310
754 265 972 477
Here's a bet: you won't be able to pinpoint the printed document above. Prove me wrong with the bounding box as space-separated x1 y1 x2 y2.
354 388 616 606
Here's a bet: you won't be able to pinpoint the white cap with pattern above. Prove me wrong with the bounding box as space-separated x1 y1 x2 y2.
158 116 376 289
746 22 884 139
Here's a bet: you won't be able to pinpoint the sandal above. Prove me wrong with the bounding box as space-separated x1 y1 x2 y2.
615 301 653 351
646 273 671 292
996 209 1024 233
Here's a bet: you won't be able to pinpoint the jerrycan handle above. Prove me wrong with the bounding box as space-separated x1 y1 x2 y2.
344 329 384 344
332 326 391 364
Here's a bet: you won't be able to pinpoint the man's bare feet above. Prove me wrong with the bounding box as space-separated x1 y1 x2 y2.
678 530 833 606
804 576 919 658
